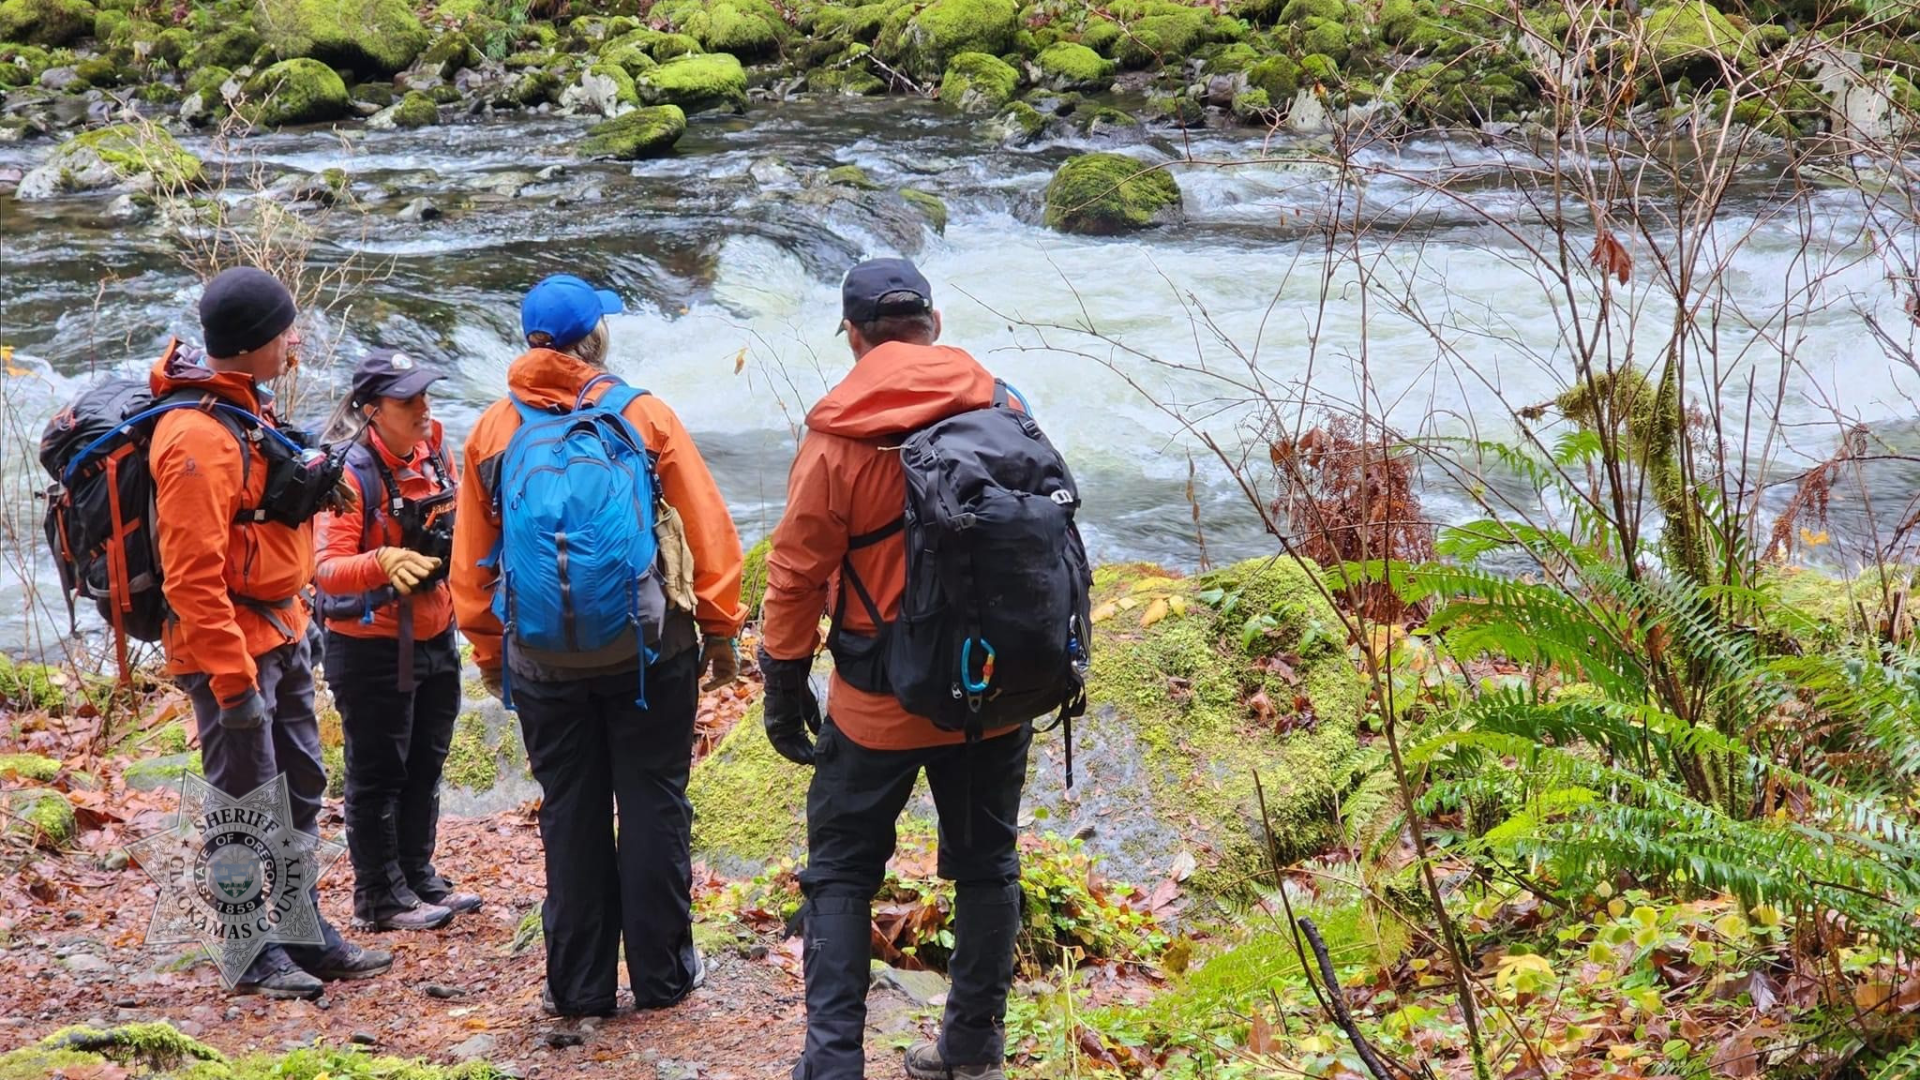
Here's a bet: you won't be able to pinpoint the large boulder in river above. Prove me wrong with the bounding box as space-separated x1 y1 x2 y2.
15 123 203 200
636 51 747 112
1033 41 1114 90
938 51 1016 113
884 0 1018 82
576 104 686 158
244 58 351 126
689 558 1368 898
0 0 94 47
649 0 785 59
1043 151 1182 234
255 0 429 76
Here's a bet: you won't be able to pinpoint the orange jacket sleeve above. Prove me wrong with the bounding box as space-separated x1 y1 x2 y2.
313 469 387 597
761 431 848 662
451 413 507 672
151 414 256 704
634 399 746 640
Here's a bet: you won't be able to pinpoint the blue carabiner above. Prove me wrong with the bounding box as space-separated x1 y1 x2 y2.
961 637 996 695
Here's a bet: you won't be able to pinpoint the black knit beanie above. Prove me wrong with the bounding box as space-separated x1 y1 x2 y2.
199 267 297 359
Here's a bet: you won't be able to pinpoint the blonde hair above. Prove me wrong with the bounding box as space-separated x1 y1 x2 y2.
527 319 611 369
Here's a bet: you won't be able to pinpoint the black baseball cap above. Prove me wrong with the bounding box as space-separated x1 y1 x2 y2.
838 257 932 333
349 349 445 406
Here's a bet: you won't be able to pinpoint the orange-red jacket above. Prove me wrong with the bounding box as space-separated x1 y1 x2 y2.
149 342 313 704
450 348 747 674
313 422 456 642
761 341 1020 751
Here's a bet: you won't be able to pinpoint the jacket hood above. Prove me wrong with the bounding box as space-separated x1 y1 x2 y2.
506 348 610 412
806 342 996 439
148 339 264 412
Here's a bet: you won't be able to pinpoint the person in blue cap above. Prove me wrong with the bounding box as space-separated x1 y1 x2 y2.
449 274 747 1017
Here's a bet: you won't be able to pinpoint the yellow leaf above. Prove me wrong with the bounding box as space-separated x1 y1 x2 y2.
1168 595 1188 617
1751 903 1783 928
1799 526 1830 548
1140 598 1169 628
733 347 748 374
1116 596 1140 611
1091 602 1118 624
1607 898 1626 919
1610 1043 1639 1060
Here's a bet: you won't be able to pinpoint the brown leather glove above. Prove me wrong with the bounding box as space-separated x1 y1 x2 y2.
373 547 442 595
699 636 740 693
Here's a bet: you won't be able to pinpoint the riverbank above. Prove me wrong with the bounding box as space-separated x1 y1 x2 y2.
3 0 1917 214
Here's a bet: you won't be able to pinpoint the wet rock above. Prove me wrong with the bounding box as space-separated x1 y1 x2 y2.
747 155 794 186
872 965 948 1007
656 1062 703 1080
450 1033 496 1060
576 104 686 159
888 0 1019 82
543 1030 584 1048
1042 151 1182 234
536 164 565 181
398 197 440 222
422 982 466 998
367 91 439 129
4 788 76 846
243 58 351 127
37 65 79 91
635 52 746 113
62 952 111 975
560 63 635 117
105 192 150 222
938 51 1016 114
1032 41 1113 92
350 1031 379 1046
0 165 25 195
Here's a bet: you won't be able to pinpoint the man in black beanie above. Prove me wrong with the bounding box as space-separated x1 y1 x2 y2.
150 266 392 998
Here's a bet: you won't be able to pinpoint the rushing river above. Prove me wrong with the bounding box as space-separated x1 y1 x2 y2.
3 97 1918 656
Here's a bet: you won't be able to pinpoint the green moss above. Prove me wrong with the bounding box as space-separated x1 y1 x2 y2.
91 6 124 42
900 187 948 233
1105 0 1230 70
0 753 59 782
349 79 393 106
602 26 703 60
188 24 261 69
322 743 344 798
1275 0 1344 24
689 699 810 871
0 1048 109 1079
1643 0 1754 76
0 0 94 47
601 43 656 77
391 89 439 126
419 30 480 77
1034 40 1112 89
1300 15 1347 62
1043 151 1182 234
635 50 746 111
890 0 1018 81
939 49 1017 112
38 1023 224 1069
653 0 784 57
122 752 202 791
1299 50 1337 82
442 710 498 792
576 103 687 158
1080 104 1138 134
825 162 879 188
10 788 76 847
994 98 1048 140
43 123 204 190
741 535 773 618
0 654 66 710
1378 0 1416 43
1080 17 1120 55
582 58 639 105
509 66 560 105
244 57 350 126
1230 86 1271 119
73 53 117 84
254 0 428 75
511 905 544 952
1246 53 1298 101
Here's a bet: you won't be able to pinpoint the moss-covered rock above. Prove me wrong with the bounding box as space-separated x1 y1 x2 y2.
1104 0 1236 70
150 25 192 65
576 103 687 158
0 657 66 710
1643 0 1755 77
0 753 60 782
417 30 480 78
0 0 95 47
187 24 261 69
507 66 561 105
808 44 885 94
1300 15 1347 62
73 53 117 84
1033 40 1113 90
824 162 879 188
13 122 203 199
349 79 393 106
992 97 1048 141
390 89 438 126
1230 86 1272 119
939 49 1017 112
741 535 773 619
601 43 656 77
601 26 703 60
635 50 747 111
442 710 498 791
122 752 201 791
1043 151 1181 234
1246 53 1299 102
900 187 948 234
255 0 429 76
889 0 1018 81
651 0 785 58
244 56 350 126
690 699 809 871
7 788 76 847
0 1024 507 1080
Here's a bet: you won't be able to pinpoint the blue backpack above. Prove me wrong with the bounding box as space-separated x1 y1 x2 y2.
487 373 664 708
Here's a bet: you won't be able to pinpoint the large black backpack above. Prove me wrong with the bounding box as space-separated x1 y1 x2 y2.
830 382 1093 779
39 376 255 674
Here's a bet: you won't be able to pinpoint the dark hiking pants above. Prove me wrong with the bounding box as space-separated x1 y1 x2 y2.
512 645 702 1015
181 635 348 980
794 720 1032 1080
325 628 462 922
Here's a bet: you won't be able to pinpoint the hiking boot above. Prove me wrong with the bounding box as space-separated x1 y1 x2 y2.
421 889 482 915
306 942 394 981
541 987 616 1018
351 899 454 932
232 950 324 1000
903 1043 1007 1080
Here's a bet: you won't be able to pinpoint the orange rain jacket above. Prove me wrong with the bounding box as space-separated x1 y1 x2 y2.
149 342 314 705
313 422 456 642
760 341 1022 752
450 348 747 675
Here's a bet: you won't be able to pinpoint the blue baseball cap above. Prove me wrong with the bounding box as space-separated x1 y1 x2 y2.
521 274 623 349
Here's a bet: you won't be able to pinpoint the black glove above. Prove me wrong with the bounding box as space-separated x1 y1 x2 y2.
218 689 270 730
757 645 821 766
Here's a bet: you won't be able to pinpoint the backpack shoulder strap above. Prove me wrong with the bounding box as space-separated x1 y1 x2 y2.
342 442 385 549
596 383 650 418
991 379 1031 414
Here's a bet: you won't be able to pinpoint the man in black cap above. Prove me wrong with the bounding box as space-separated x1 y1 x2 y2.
758 257 1038 1080
149 266 392 998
